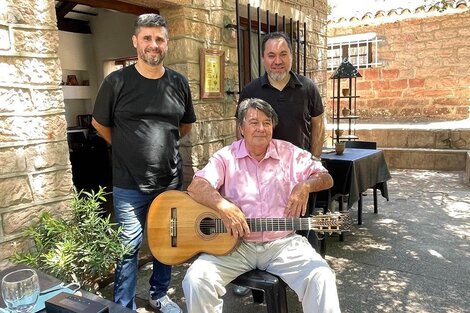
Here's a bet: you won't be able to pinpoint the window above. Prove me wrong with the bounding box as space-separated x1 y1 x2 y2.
328 32 381 70
103 56 137 78
236 4 307 92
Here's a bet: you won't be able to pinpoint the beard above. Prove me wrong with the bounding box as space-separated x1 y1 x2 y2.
267 70 289 82
140 47 166 66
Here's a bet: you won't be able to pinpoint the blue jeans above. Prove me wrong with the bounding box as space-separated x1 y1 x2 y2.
112 186 179 309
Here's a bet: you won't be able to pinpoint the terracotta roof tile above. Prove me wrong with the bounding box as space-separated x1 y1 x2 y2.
328 0 470 25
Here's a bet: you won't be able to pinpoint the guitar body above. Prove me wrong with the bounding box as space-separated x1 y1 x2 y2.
147 190 238 265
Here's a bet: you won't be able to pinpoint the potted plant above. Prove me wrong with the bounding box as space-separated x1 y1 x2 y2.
335 141 345 155
12 187 131 292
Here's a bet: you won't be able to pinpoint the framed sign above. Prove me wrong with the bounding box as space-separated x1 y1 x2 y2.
200 49 225 99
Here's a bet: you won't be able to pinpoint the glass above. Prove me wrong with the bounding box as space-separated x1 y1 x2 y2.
1 269 40 313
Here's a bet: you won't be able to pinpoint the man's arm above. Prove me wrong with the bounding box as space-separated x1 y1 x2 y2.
180 123 192 138
285 171 333 218
187 177 250 237
91 118 112 144
311 113 325 158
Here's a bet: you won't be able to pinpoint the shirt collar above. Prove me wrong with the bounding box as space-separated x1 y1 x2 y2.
235 139 281 161
260 71 303 89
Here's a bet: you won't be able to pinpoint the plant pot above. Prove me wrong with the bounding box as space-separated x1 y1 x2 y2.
342 88 350 97
335 142 345 155
342 107 351 117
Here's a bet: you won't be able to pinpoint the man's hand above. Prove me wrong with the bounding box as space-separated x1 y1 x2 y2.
218 203 250 238
285 182 310 217
187 177 250 238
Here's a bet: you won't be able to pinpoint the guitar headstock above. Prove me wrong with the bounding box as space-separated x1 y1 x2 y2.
311 212 352 233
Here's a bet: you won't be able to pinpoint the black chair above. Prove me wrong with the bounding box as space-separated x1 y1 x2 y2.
231 270 288 313
344 141 379 224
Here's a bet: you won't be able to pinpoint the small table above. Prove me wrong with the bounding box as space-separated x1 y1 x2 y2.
321 148 392 225
0 265 132 313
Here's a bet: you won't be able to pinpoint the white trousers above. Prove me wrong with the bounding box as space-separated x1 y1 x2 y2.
182 234 341 313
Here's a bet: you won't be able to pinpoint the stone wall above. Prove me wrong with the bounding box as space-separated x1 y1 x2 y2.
327 6 470 122
0 0 327 268
0 0 73 267
163 0 328 185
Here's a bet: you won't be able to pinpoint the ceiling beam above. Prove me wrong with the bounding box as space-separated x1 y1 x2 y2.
59 0 158 15
57 18 91 34
56 1 78 19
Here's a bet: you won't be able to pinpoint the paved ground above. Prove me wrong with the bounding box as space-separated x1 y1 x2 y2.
100 169 470 313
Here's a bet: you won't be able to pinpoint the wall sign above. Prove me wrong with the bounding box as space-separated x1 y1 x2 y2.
200 49 224 99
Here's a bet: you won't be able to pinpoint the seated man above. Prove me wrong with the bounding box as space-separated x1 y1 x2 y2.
182 98 341 313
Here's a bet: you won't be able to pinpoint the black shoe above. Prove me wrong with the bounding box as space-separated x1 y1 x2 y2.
232 285 251 296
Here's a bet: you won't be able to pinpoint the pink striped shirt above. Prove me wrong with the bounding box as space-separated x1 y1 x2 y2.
194 139 328 242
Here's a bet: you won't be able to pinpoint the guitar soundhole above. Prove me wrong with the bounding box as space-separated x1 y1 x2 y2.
200 217 216 235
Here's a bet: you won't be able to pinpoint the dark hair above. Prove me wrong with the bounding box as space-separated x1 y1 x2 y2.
261 32 292 55
135 14 168 36
237 98 278 127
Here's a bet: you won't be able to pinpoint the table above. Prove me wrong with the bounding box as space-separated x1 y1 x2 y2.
321 148 392 225
0 264 132 313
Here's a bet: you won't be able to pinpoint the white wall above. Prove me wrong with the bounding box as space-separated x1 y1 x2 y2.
58 31 96 127
58 9 136 127
90 9 136 83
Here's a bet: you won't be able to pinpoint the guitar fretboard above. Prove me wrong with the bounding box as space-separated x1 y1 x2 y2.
201 216 345 234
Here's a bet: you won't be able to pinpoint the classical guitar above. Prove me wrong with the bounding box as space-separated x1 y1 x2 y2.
147 190 351 265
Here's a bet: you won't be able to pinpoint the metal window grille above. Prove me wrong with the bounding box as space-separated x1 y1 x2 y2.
327 33 382 70
234 0 307 92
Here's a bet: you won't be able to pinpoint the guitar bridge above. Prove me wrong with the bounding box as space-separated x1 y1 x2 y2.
170 207 177 247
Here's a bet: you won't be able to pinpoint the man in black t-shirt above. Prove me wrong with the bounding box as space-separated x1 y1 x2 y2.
92 14 195 313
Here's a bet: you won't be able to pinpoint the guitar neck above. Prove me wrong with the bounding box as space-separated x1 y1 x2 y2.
209 216 345 233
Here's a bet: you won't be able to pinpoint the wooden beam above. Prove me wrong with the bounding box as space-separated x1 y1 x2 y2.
56 1 77 19
57 18 91 34
59 0 158 15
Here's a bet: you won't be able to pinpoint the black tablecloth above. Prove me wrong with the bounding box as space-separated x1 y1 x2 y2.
321 148 392 208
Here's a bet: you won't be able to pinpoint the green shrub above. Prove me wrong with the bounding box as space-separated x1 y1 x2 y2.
12 187 131 292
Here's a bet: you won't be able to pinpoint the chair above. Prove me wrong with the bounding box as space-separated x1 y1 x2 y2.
231 270 288 313
344 141 379 225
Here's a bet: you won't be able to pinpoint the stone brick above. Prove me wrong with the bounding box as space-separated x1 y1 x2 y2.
2 200 71 235
0 115 67 142
423 106 452 117
13 28 59 54
409 78 425 88
168 38 202 64
25 141 70 171
32 88 65 111
363 68 379 80
382 69 399 79
0 26 11 50
0 147 27 175
6 0 56 26
372 80 390 90
195 102 225 120
356 81 372 90
0 239 31 266
0 56 62 85
377 90 402 98
31 169 73 201
390 79 408 89
0 176 33 208
0 87 33 112
406 130 436 148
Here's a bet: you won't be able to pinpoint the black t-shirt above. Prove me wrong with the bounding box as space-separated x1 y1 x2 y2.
93 65 196 194
238 71 323 151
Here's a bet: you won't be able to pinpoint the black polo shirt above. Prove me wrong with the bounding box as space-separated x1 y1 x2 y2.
238 71 324 150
